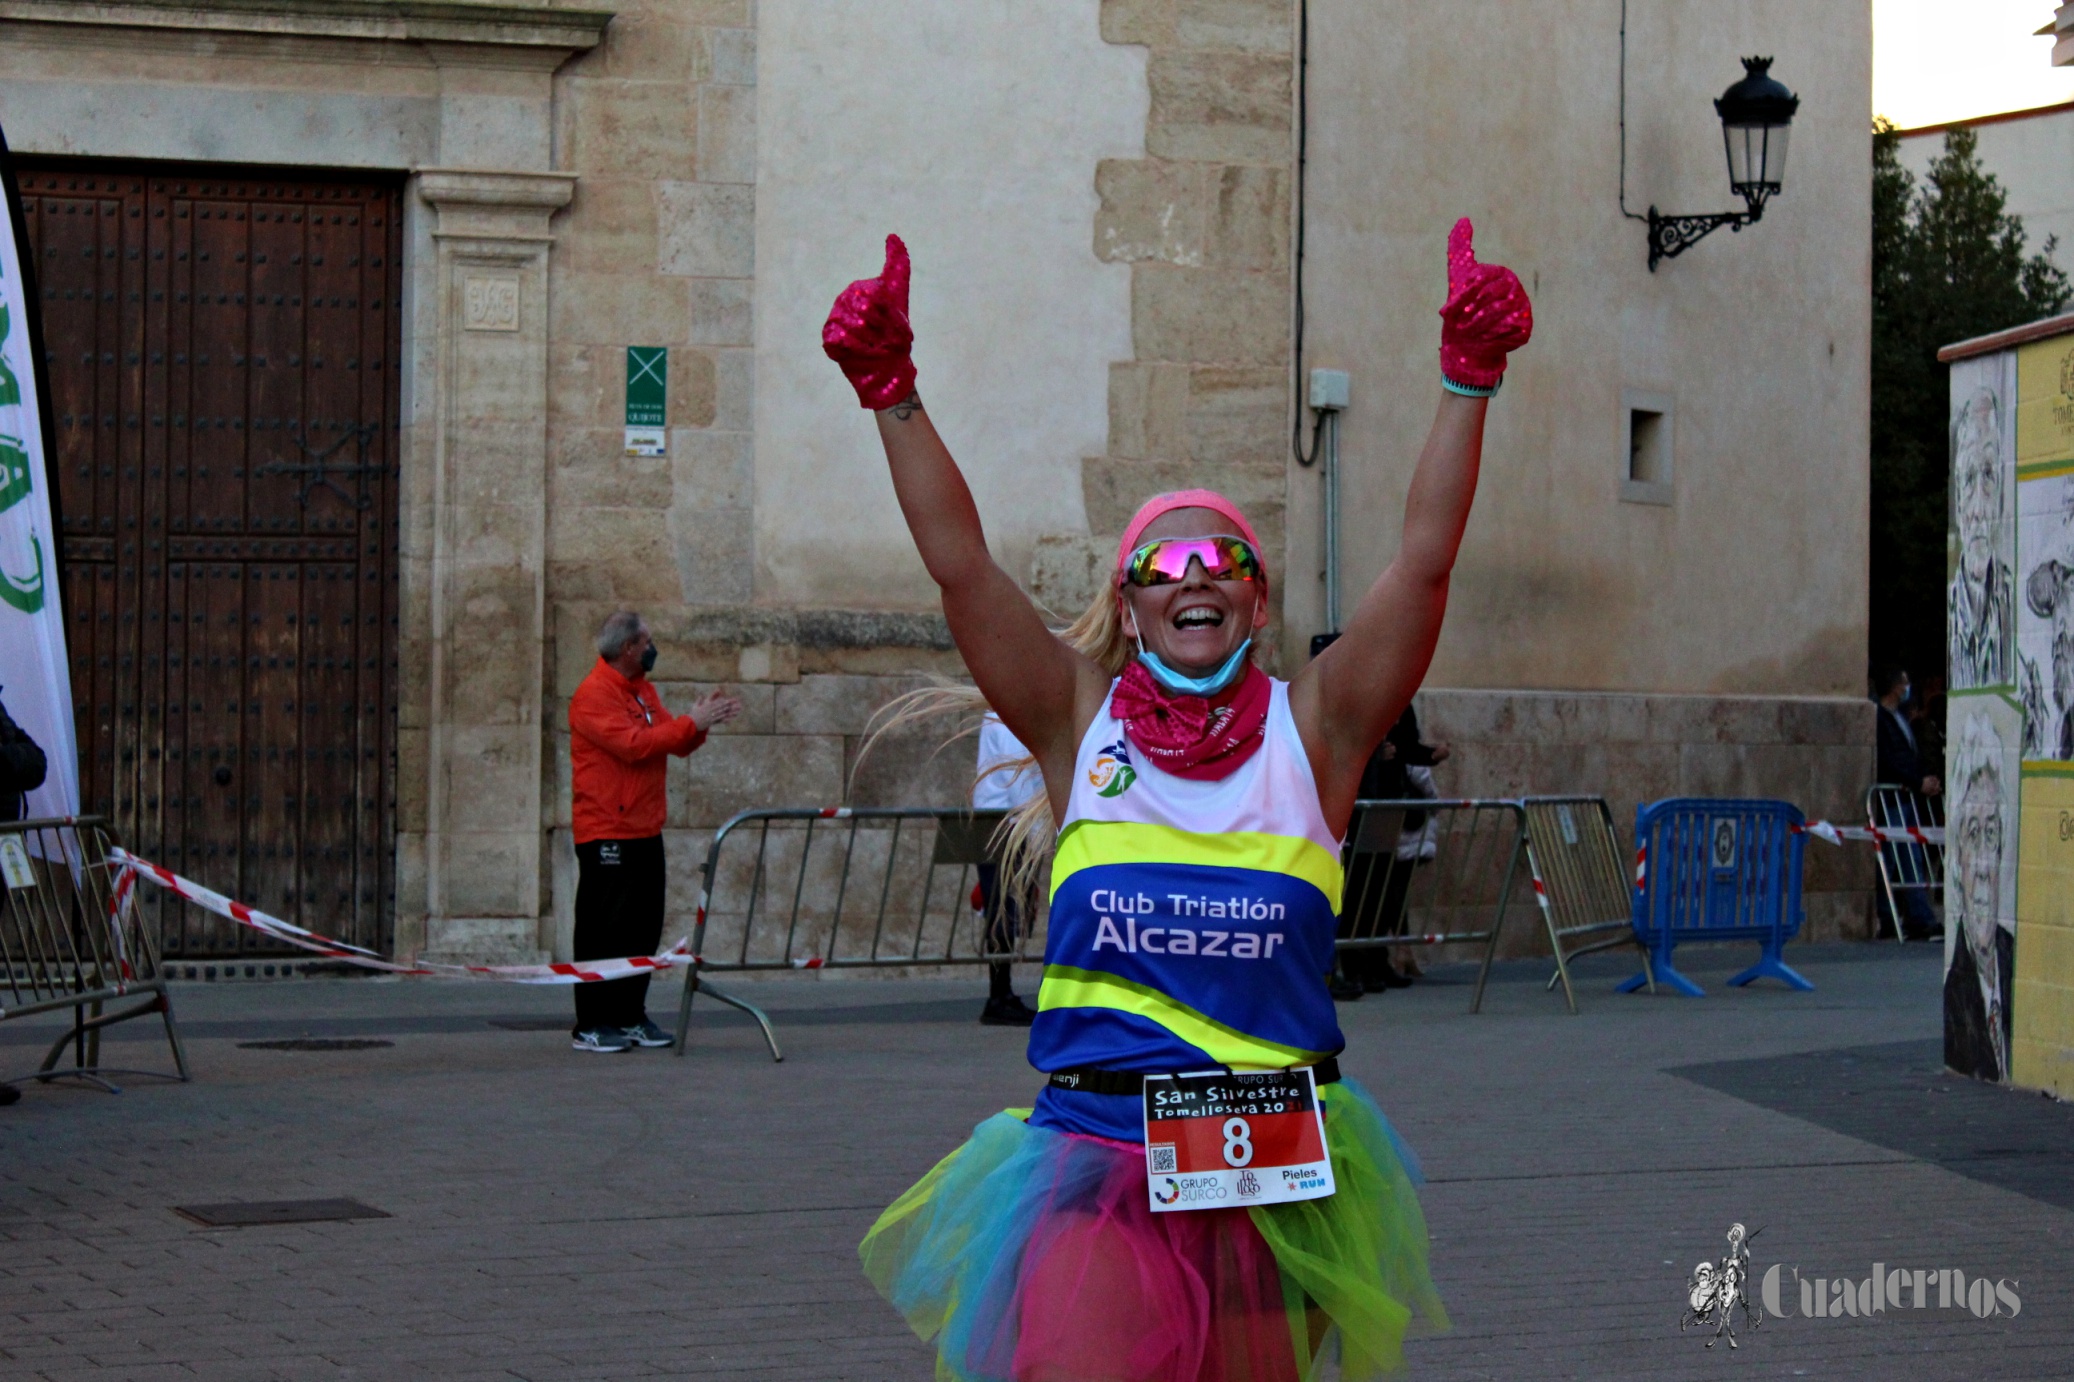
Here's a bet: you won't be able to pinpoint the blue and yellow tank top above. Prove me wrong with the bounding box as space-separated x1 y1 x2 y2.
1028 676 1346 1141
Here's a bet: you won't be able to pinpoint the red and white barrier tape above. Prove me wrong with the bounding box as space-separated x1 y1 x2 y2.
1797 821 1945 847
105 861 138 986
106 848 699 984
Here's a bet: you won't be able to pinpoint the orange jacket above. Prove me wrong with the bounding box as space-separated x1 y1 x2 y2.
569 659 708 844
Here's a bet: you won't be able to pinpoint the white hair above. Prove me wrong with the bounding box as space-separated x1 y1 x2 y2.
596 609 648 660
1954 712 2005 807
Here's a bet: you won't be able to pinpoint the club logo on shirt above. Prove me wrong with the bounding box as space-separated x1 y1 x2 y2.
1088 738 1137 798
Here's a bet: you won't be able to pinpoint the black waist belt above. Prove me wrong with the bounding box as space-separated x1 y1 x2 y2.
1047 1056 1340 1097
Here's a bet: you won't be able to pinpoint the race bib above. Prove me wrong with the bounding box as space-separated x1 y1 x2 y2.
1143 1067 1334 1213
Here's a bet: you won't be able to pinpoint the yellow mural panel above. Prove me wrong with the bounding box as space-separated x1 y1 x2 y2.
2012 769 2074 1096
2015 337 2074 473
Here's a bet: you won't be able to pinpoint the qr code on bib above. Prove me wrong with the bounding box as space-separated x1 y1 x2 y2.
1148 1143 1178 1173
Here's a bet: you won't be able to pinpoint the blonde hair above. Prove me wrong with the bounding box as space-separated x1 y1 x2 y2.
857 585 1134 902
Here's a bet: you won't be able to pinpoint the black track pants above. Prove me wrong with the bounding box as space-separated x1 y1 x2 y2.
572 835 667 1031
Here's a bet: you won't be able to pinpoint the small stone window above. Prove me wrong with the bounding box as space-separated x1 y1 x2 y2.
1621 389 1674 506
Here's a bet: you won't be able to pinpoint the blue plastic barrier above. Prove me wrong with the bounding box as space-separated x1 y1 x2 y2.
1617 798 1812 997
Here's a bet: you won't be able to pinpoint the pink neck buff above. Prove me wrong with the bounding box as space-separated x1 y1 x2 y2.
1111 660 1271 781
1111 490 1272 781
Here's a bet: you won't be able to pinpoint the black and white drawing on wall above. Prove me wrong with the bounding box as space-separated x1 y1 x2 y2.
2016 471 2074 759
1942 696 2021 1082
1949 354 2018 691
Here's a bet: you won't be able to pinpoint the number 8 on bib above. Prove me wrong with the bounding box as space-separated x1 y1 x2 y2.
1142 1068 1335 1212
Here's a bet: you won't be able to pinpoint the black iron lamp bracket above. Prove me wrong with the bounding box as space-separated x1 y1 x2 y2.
1647 204 1754 270
1644 186 1774 271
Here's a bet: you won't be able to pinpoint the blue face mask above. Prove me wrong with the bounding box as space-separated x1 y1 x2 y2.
1135 635 1252 697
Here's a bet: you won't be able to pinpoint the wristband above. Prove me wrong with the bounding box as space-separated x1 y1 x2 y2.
1441 375 1500 398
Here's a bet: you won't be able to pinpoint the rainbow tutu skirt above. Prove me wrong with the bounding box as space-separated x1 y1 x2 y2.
859 1080 1447 1382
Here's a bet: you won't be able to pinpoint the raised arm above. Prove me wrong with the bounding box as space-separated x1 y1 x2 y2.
823 236 1104 785
1291 220 1532 820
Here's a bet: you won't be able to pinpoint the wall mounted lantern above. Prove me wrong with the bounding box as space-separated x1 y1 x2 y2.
1628 56 1801 271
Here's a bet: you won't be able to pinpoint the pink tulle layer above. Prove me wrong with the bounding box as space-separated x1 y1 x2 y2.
1012 1140 1300 1382
861 1082 1445 1382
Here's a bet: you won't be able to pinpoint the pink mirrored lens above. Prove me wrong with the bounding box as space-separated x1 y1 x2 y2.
1142 540 1225 581
1125 537 1260 586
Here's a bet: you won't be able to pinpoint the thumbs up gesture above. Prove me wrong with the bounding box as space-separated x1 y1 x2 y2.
822 234 918 410
1437 218 1532 395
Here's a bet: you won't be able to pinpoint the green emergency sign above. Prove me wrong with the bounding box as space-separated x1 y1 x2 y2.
626 346 667 427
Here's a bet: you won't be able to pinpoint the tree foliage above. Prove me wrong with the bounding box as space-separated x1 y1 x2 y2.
1871 120 2069 682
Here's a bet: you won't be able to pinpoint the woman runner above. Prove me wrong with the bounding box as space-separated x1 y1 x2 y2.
822 221 1531 1382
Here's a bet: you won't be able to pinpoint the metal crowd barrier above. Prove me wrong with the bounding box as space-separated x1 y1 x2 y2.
1617 797 1811 997
1 816 190 1092
675 807 1027 1060
1518 795 1653 1013
1338 798 1529 1014
1866 783 1943 941
685 792 1805 1055
677 798 1561 1057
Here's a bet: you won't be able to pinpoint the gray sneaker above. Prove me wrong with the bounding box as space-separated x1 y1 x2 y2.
622 1019 675 1049
571 1027 633 1053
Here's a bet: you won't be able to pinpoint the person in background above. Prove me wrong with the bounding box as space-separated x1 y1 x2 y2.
0 692 45 1103
1874 665 1940 799
568 611 742 1053
1335 698 1451 997
1913 673 1947 789
1872 664 1940 942
0 689 48 824
973 711 1040 1025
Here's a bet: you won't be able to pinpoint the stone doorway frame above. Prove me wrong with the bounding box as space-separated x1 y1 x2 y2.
0 0 610 960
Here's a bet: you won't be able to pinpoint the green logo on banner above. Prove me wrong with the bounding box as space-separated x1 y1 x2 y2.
0 300 46 613
626 346 667 428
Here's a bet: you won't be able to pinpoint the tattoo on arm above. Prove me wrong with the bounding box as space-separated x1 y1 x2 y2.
889 389 924 421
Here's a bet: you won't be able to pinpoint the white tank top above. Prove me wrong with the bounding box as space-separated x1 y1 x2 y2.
1056 678 1341 863
1027 676 1348 1139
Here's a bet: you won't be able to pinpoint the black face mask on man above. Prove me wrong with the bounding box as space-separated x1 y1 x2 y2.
639 641 659 674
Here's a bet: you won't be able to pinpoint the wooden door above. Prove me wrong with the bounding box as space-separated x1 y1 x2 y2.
19 163 402 957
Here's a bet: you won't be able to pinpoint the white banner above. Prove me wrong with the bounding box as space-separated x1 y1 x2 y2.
0 132 79 819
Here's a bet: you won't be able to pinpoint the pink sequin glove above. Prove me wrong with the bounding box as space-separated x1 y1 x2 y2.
822 234 917 410
1437 218 1532 395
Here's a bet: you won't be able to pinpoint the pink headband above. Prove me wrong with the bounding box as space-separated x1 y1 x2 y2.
1115 489 1264 585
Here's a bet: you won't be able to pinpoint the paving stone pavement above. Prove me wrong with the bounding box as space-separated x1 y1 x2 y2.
1 943 2068 1381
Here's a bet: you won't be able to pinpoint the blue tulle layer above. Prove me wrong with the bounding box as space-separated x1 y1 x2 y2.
860 1079 1447 1382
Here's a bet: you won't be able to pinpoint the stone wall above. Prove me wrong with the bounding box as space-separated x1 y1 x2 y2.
533 1 763 961
546 0 757 613
0 1 1887 966
545 603 975 960
753 0 1141 612
1415 690 1880 957
1035 0 1299 663
1291 0 1873 697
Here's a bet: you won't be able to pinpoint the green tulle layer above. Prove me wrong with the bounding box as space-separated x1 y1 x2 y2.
1250 1081 1450 1377
859 1080 1446 1381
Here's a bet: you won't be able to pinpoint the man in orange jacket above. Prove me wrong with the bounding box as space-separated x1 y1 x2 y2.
568 610 742 1052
